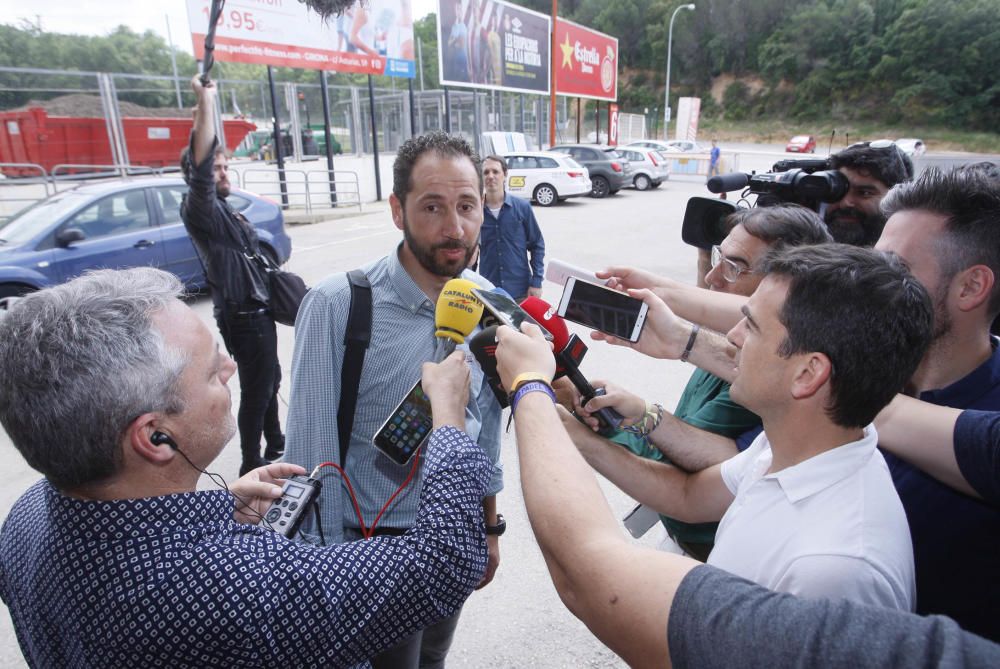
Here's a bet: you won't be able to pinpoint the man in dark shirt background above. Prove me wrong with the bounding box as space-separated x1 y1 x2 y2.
181 74 284 476
479 155 545 302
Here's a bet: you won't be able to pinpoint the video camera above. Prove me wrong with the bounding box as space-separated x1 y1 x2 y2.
682 158 848 249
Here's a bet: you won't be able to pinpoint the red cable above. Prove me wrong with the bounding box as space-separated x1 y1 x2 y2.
315 447 423 540
368 447 422 536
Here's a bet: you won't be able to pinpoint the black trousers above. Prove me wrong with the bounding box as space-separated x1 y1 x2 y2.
218 309 283 469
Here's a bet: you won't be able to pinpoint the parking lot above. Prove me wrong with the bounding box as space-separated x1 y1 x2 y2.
1 147 996 666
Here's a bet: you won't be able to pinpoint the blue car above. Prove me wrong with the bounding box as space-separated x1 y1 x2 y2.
0 177 292 307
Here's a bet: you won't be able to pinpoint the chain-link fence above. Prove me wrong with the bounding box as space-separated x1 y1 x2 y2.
0 65 651 215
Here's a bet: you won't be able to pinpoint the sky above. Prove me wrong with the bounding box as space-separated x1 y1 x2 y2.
0 0 439 54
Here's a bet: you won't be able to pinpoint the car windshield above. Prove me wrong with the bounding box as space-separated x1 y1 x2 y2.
0 191 91 246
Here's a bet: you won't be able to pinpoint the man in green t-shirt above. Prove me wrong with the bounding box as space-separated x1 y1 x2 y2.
576 205 832 560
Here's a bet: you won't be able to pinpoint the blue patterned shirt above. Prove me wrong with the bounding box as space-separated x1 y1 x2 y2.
0 426 491 669
285 245 503 545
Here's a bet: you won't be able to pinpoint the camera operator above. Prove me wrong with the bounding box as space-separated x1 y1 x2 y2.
492 320 1000 667
824 141 913 246
0 268 494 668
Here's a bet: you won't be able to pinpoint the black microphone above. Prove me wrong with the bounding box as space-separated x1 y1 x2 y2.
469 325 509 409
707 172 750 194
520 298 624 436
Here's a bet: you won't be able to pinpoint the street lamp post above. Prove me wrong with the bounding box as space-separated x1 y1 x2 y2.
663 3 695 140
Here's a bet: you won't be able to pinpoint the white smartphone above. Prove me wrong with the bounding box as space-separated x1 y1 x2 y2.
557 277 648 343
545 258 610 287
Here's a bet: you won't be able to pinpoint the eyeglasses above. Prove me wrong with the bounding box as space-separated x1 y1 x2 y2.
711 245 755 283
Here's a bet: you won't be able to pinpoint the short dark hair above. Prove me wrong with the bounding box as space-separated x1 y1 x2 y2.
760 244 933 428
830 143 912 188
881 165 1000 315
392 132 482 206
731 205 833 264
483 154 509 175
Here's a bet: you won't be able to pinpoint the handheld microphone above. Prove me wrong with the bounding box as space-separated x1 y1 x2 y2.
469 325 509 408
706 172 750 194
434 278 483 360
519 298 624 436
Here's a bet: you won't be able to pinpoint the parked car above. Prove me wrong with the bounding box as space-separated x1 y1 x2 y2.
0 177 291 309
617 147 670 190
895 138 926 157
502 151 592 206
786 135 817 153
662 139 707 153
627 139 682 154
549 144 633 198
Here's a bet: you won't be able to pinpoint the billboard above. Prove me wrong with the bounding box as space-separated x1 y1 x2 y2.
554 18 618 101
185 0 415 77
437 0 551 94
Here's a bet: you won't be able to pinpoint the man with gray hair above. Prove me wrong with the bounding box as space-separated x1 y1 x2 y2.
0 268 495 667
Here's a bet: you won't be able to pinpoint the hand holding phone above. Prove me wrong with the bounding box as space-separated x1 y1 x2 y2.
557 277 648 343
373 380 434 465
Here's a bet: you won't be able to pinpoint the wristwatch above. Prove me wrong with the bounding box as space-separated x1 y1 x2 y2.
485 513 507 536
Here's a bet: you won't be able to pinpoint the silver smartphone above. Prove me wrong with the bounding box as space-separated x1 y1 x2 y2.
472 287 554 341
623 503 660 539
372 380 433 466
556 277 649 343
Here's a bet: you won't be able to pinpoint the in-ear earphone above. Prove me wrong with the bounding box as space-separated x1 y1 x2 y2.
151 431 178 450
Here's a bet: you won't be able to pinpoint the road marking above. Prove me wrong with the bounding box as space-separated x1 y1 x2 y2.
296 229 393 252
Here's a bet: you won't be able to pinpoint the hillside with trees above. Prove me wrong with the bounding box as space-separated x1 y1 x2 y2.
2 0 998 134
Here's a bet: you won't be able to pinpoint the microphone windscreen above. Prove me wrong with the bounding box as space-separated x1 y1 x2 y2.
436 278 483 345
468 325 509 408
520 296 571 352
706 172 750 194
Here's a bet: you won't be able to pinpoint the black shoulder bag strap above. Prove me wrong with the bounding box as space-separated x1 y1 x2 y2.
337 269 372 467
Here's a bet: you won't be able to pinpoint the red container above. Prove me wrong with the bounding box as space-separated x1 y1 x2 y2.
0 107 255 177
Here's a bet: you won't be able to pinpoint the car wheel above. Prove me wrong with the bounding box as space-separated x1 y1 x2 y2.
533 183 558 207
650 181 662 189
633 174 652 191
0 284 34 312
590 176 610 199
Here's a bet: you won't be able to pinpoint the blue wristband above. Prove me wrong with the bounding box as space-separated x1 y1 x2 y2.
510 381 556 415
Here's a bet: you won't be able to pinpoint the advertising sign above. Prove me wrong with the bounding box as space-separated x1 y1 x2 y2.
185 0 416 77
676 97 702 141
608 103 620 146
554 18 617 101
437 0 551 94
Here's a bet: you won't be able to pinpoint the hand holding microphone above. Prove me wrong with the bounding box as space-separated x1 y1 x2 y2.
519 298 624 436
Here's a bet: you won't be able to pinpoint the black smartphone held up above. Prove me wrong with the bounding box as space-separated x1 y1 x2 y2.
557 277 649 342
259 475 322 538
472 287 554 341
372 380 433 466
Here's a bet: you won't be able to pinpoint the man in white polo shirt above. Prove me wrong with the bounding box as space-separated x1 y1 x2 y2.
565 244 933 609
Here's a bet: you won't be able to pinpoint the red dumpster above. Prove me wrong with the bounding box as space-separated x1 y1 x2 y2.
0 107 255 177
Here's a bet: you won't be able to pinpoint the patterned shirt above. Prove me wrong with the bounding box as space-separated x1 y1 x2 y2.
285 245 503 544
0 426 492 669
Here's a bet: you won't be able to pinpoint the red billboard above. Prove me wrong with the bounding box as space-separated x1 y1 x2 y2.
554 18 618 101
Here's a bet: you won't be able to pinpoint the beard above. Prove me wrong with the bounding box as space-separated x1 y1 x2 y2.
402 214 475 278
824 207 887 247
215 180 231 199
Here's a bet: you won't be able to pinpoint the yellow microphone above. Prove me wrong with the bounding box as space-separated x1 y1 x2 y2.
434 278 483 358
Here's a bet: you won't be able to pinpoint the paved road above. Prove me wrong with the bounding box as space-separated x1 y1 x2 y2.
0 146 996 665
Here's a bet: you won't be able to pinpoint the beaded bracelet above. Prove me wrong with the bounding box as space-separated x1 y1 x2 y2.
510 380 557 415
622 402 665 437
